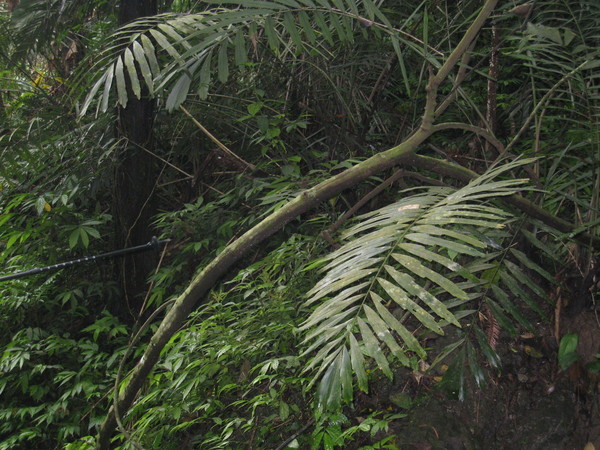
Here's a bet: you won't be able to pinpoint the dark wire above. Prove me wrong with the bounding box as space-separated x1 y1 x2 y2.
0 238 170 282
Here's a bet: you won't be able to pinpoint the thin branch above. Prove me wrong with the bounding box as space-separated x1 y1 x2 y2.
135 142 193 178
485 23 499 157
499 60 589 158
431 122 504 153
322 168 406 244
434 39 476 119
337 10 444 56
422 0 499 131
179 105 255 172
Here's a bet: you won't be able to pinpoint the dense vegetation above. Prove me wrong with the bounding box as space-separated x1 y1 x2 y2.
0 0 598 448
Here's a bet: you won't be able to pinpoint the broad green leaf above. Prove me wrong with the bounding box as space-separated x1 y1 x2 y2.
558 333 580 370
339 346 353 403
233 30 247 66
411 225 486 248
499 270 545 318
166 59 199 110
329 12 346 43
141 34 160 77
305 281 368 309
378 278 442 334
306 268 377 302
521 229 562 263
123 48 141 100
149 29 181 63
132 41 154 95
323 234 395 266
404 233 484 257
428 337 465 372
301 295 363 330
217 40 229 83
357 317 391 378
303 306 360 342
264 16 280 52
371 292 426 358
391 37 411 96
385 264 461 326
510 248 555 283
313 11 334 46
490 285 532 330
440 347 466 400
325 256 383 281
397 243 462 271
317 349 342 410
363 305 409 365
504 260 549 301
157 23 191 50
466 341 485 388
69 230 79 249
391 254 469 301
115 56 127 108
473 325 501 368
80 71 108 116
484 298 516 337
35 197 47 215
100 63 115 113
304 336 345 375
298 11 316 44
197 51 213 99
283 12 304 49
349 334 367 391
302 322 349 353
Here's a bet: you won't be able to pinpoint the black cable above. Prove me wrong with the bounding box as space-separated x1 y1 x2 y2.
0 237 170 282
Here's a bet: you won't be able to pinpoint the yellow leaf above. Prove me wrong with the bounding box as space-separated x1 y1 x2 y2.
524 345 543 358
44 202 52 212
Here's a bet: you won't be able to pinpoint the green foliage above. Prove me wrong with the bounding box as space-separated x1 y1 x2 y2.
0 312 129 449
299 159 552 410
311 411 402 449
557 333 580 371
78 0 434 114
111 234 319 448
1 0 599 447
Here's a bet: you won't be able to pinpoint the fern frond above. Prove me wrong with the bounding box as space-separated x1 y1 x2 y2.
300 158 538 409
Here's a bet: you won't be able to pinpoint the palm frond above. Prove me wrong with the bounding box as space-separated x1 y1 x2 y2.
78 0 436 115
10 0 89 59
504 0 600 213
299 158 548 409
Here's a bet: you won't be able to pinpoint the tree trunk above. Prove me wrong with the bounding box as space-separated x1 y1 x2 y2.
113 0 158 321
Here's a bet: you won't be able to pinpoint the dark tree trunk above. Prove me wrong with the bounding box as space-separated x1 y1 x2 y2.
112 0 158 321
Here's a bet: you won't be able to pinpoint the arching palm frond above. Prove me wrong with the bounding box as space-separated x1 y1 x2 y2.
9 0 89 58
78 0 438 115
504 0 600 222
299 158 550 410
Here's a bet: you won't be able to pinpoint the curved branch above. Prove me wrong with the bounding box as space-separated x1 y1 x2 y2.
432 122 505 153
96 129 431 448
